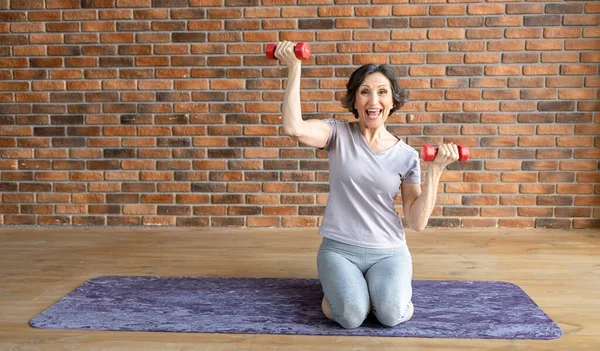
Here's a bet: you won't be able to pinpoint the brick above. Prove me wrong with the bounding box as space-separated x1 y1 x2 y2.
517 207 554 220
519 89 557 100
561 65 598 75
467 3 503 15
577 172 600 183
411 17 445 28
564 15 599 27
468 79 503 89
450 40 485 52
466 29 503 40
517 136 555 147
505 29 542 41
519 184 554 194
246 217 279 227
536 150 573 160
225 161 261 171
559 89 596 100
557 184 593 195
536 196 573 206
4 215 36 225
506 3 542 14
539 172 575 183
447 66 483 76
484 66 521 76
444 183 480 193
488 42 526 55
482 90 519 100
485 160 521 171
462 102 497 112
541 52 579 64
522 161 558 171
373 18 408 29
557 136 593 147
573 219 600 229
429 4 464 16
536 124 573 135
391 29 427 41
525 40 563 51
546 77 584 89
524 15 561 27
574 196 600 206
499 195 537 206
578 101 600 112
522 65 559 76
20 205 51 214
546 3 583 14
535 219 571 230
498 219 535 228
465 53 499 64
355 6 390 17
426 218 460 228
283 217 318 227
446 16 483 28
317 30 352 42
538 101 576 112
461 195 497 206
140 216 175 226
560 160 596 171
392 4 427 16
337 18 373 29
262 206 295 216
428 29 465 40
481 207 517 217
244 172 278 182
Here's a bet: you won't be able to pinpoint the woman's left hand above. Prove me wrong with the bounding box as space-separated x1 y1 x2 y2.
431 142 460 170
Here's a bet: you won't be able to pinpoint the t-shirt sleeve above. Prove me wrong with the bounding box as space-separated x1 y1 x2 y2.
402 153 421 184
318 118 338 152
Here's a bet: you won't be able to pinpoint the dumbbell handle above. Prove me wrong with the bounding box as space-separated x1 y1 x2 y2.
266 42 311 60
421 144 469 162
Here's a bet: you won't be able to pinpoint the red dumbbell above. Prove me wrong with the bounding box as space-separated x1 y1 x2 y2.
421 144 469 162
266 42 311 60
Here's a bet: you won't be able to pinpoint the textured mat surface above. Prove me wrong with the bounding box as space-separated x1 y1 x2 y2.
30 276 562 339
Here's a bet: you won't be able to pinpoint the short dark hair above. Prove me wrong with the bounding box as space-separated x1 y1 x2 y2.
340 64 408 119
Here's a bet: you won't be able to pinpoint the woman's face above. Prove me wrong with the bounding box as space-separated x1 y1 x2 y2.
354 72 394 128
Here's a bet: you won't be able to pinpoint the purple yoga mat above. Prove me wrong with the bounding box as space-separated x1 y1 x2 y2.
30 276 562 339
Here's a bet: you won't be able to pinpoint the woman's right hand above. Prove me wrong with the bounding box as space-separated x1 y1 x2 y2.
274 41 301 68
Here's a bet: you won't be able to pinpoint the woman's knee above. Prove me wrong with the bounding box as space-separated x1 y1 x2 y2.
336 302 370 329
327 297 370 329
373 300 414 327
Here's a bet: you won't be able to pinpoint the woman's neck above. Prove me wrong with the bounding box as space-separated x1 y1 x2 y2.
358 120 388 144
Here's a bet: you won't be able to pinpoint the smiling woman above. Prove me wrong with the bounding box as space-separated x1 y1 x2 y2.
275 41 462 330
340 64 407 123
340 66 406 153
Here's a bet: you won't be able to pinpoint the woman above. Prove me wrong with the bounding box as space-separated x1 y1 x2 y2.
275 41 460 329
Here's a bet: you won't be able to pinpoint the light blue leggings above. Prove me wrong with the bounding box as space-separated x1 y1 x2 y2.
317 237 413 329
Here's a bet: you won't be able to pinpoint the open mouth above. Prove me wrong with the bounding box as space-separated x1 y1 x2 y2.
366 108 382 120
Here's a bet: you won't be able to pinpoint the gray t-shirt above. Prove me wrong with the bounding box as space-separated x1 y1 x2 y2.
318 118 421 249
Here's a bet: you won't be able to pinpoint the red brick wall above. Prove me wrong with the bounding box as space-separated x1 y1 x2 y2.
0 0 598 229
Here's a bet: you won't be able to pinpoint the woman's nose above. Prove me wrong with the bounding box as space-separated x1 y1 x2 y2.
368 92 378 103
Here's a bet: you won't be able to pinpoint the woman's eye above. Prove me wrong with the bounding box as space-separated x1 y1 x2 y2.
360 90 368 95
379 90 387 95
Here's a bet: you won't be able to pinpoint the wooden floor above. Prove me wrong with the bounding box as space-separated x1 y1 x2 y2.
0 227 599 351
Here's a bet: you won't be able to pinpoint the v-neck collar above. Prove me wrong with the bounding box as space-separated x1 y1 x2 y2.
353 123 400 155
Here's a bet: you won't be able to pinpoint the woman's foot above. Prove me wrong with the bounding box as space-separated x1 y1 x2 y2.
321 296 334 321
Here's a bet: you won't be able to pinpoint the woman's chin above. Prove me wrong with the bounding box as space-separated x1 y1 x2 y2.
363 115 384 126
